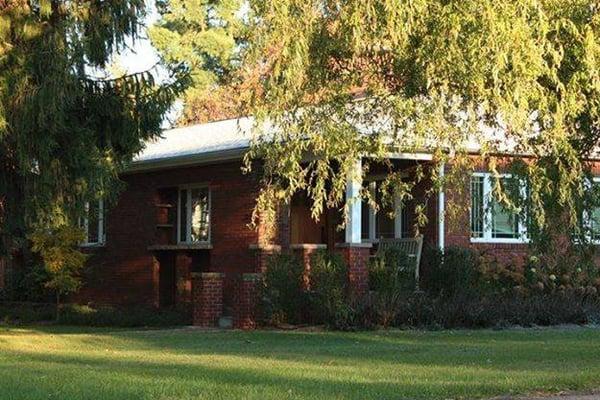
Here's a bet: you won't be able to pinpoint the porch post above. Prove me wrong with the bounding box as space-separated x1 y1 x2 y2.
345 158 362 243
438 162 445 250
337 157 371 298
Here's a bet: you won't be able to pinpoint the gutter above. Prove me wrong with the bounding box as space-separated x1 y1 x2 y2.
123 147 248 174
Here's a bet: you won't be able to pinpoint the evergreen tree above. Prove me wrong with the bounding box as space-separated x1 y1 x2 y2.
0 1 189 263
149 0 245 124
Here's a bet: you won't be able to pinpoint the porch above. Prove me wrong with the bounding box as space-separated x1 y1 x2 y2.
285 157 442 252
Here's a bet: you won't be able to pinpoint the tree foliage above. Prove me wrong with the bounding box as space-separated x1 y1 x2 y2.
0 1 189 259
150 0 245 124
242 0 600 245
30 225 87 317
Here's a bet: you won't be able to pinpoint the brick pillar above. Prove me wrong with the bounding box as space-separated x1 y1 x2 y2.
291 244 327 289
192 272 224 327
175 252 192 305
278 203 291 248
233 273 262 330
151 256 160 308
335 243 372 298
249 244 281 273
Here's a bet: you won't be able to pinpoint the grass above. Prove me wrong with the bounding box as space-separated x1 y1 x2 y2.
0 326 599 399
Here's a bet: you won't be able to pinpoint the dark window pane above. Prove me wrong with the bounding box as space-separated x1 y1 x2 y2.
470 176 484 238
179 189 188 242
591 207 600 240
491 178 519 239
190 188 209 242
401 206 409 238
361 197 370 240
375 184 395 239
87 202 99 243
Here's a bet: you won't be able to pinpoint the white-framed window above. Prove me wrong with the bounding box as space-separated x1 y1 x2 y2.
582 177 600 243
177 186 211 244
470 173 528 243
361 180 409 242
80 200 106 246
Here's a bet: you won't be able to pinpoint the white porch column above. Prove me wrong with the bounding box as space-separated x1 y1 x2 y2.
438 162 445 250
345 158 363 244
394 194 403 239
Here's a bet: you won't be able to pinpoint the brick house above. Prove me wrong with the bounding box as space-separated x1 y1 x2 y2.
73 117 599 328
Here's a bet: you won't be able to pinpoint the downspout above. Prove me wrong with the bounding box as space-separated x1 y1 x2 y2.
438 162 445 251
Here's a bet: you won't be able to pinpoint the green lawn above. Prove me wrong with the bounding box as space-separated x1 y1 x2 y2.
0 326 599 399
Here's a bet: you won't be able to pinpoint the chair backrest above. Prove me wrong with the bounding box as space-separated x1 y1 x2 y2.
377 235 424 283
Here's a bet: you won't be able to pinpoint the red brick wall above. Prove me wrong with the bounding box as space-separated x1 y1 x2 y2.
233 273 262 329
75 161 262 307
192 272 224 327
75 156 600 309
443 161 528 266
336 244 371 297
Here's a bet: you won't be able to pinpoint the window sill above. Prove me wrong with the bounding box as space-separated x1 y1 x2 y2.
362 238 407 244
470 238 529 245
80 243 106 249
148 243 213 251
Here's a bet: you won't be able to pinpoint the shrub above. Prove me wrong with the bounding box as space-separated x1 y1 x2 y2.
421 246 481 297
260 253 307 325
0 302 56 324
520 254 600 295
0 302 190 327
2 263 51 303
59 304 189 327
308 250 352 328
393 292 600 329
369 247 415 327
369 247 415 292
30 225 88 320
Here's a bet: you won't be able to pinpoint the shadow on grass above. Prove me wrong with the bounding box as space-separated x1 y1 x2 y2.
0 347 558 400
1 327 600 399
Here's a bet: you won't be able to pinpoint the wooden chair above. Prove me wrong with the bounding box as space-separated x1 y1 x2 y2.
377 235 424 286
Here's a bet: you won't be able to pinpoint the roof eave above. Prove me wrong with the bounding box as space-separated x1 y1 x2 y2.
124 147 248 174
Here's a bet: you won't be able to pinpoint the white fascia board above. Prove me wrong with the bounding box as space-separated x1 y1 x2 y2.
124 147 248 174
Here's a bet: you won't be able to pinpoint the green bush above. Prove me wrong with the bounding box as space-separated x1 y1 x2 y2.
308 250 353 328
393 292 600 329
260 253 307 325
369 247 415 292
0 302 190 327
58 304 189 327
2 263 51 303
0 302 56 324
421 246 481 297
368 247 415 327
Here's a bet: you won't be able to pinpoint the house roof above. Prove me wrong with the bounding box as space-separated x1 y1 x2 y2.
128 117 254 172
128 115 600 173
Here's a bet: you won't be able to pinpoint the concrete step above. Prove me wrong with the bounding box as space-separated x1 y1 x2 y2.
218 316 233 329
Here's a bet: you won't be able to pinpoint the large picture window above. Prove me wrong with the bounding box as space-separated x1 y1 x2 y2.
178 186 211 243
470 173 527 243
361 180 409 241
80 200 105 246
583 177 600 242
